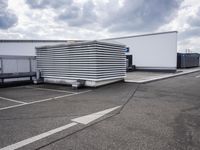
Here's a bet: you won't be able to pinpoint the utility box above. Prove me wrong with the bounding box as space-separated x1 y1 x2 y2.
36 41 126 87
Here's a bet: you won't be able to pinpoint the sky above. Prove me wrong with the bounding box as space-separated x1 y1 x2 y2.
0 0 200 53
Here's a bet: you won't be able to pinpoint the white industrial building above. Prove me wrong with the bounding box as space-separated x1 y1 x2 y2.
103 31 177 72
0 31 178 85
0 40 69 56
0 40 68 83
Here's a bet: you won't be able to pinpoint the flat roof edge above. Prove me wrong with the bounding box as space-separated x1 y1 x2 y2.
0 55 36 58
102 31 178 40
36 40 126 49
0 40 69 43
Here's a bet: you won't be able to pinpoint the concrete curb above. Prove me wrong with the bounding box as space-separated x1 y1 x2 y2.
125 68 200 84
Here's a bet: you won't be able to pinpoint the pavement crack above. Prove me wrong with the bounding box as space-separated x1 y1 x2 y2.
35 83 141 150
181 105 200 112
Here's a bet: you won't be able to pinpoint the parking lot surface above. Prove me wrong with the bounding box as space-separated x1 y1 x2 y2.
0 82 138 149
0 71 200 150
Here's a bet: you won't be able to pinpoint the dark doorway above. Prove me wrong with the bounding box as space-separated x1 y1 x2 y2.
126 55 133 71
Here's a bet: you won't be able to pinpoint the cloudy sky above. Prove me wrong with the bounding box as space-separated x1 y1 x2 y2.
0 0 200 52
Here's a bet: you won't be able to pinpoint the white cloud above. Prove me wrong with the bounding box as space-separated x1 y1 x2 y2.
158 0 200 52
0 0 199 53
0 0 18 29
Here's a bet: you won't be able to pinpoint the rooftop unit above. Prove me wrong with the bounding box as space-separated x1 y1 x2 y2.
36 41 126 87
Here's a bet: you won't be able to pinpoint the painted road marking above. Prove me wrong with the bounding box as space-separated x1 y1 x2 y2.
72 106 121 125
0 96 27 104
0 90 91 111
25 86 77 94
0 104 25 111
196 75 200 78
0 105 121 150
27 90 91 104
0 122 78 150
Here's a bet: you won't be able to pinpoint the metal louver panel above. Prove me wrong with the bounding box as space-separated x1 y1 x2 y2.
36 41 126 82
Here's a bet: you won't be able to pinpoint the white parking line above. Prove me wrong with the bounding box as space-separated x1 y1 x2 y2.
0 104 25 111
24 86 77 94
0 122 78 150
0 96 27 104
0 90 91 111
27 93 77 105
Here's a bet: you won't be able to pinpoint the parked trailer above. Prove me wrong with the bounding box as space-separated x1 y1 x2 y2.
177 53 200 68
0 55 36 83
36 41 126 87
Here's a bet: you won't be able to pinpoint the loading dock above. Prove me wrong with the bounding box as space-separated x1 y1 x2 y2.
0 55 36 84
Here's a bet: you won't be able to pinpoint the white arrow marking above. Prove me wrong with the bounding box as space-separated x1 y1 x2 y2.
0 105 121 150
72 106 121 125
0 122 77 150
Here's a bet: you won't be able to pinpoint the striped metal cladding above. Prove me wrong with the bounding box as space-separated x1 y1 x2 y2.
36 41 126 81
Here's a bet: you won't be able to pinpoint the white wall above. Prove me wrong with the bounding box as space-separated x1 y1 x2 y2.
0 41 67 83
103 32 177 71
0 41 67 56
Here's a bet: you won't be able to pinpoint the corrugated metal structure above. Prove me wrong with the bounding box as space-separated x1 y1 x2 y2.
0 55 36 83
177 53 200 68
36 41 126 87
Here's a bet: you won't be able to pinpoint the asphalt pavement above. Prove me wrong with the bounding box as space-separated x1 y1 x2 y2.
0 71 200 150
